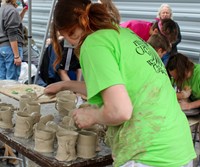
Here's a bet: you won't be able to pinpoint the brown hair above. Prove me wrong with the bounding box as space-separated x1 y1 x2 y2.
99 0 121 24
152 18 178 43
147 33 171 52
52 0 119 69
166 53 194 90
2 0 17 7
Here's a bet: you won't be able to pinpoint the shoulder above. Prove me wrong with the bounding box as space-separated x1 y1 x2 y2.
2 4 19 17
83 29 119 46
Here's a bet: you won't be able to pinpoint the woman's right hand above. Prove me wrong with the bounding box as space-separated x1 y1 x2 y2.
44 81 64 96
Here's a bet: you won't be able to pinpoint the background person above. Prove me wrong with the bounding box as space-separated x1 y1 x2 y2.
39 39 82 86
147 33 171 58
44 0 196 166
0 0 24 80
120 18 178 45
166 53 200 111
157 3 181 55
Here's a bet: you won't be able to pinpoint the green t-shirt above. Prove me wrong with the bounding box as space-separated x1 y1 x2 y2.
80 28 196 167
185 64 200 101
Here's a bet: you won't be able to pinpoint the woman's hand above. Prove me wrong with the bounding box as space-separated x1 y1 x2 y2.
44 81 64 96
72 106 97 129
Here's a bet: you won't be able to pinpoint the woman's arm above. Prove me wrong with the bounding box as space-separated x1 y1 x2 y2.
58 69 70 81
19 7 28 20
44 80 87 96
76 69 82 81
72 84 133 128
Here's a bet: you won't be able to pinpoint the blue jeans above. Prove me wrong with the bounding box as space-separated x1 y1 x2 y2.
0 46 23 80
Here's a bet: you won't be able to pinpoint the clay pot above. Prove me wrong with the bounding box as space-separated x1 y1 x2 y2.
56 130 78 161
77 130 97 159
39 114 54 124
14 112 37 138
55 99 76 116
58 116 77 132
23 101 41 114
84 124 106 152
34 123 56 153
55 91 77 116
56 90 77 102
26 91 37 99
0 106 13 129
19 95 31 112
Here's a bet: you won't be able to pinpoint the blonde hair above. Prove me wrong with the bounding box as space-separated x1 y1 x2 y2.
157 3 173 19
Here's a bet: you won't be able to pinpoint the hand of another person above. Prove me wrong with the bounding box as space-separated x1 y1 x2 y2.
46 38 52 46
14 57 22 66
179 100 191 110
72 107 97 129
22 6 28 12
180 86 191 99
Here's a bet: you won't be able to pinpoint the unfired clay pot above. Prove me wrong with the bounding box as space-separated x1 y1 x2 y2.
26 91 37 99
14 112 37 138
39 114 54 124
56 130 78 161
84 124 106 152
56 90 77 102
77 130 97 159
58 116 77 132
34 123 56 153
0 106 13 129
55 91 77 116
19 95 31 112
24 101 41 114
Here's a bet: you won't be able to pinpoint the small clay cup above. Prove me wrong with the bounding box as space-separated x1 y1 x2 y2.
77 130 97 159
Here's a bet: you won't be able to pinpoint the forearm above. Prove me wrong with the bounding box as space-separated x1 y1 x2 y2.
94 85 133 126
73 85 133 129
61 81 87 96
94 105 132 126
10 41 19 57
19 8 28 20
76 69 82 81
58 69 70 81
189 100 200 109
44 80 87 96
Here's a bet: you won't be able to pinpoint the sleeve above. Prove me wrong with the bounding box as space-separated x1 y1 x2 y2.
4 8 21 42
80 43 124 101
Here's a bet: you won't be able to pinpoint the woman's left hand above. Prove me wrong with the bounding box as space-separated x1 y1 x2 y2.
72 107 96 129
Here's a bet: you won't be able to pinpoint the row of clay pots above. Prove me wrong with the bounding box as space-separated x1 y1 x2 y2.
0 91 105 162
33 118 98 161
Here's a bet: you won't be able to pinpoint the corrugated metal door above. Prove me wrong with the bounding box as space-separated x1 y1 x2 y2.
22 0 200 62
22 0 53 50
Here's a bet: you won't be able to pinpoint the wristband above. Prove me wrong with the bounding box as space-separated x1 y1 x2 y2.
14 56 20 59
